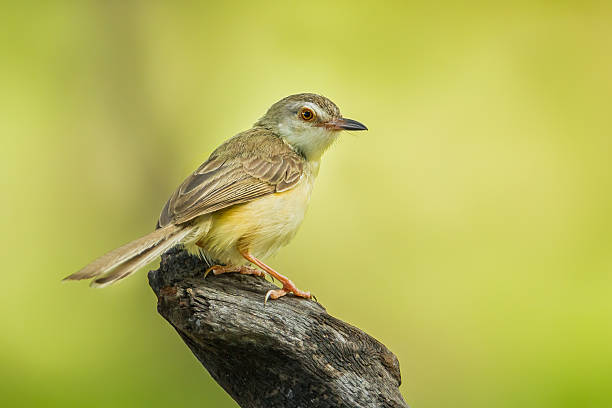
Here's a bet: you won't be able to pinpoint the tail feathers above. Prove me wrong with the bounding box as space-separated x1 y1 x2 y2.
89 226 194 287
64 224 194 286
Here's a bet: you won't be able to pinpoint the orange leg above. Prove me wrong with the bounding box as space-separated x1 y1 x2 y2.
205 264 266 278
239 248 311 302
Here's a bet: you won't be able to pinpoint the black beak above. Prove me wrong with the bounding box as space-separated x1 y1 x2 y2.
330 117 368 131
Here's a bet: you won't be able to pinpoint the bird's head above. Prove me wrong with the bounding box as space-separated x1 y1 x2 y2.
255 93 367 161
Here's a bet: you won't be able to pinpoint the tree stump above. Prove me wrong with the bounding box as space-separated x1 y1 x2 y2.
148 247 408 408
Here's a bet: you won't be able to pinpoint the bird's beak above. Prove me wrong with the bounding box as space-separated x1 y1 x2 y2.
328 117 368 131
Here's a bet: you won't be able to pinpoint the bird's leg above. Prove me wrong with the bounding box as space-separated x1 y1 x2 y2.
204 264 266 278
238 248 311 302
198 240 266 278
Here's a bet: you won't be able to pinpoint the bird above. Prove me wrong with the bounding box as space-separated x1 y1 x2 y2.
64 93 368 301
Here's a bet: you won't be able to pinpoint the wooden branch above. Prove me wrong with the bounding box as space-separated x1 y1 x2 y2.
148 248 408 408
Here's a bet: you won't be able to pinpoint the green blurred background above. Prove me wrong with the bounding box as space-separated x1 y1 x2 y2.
2 1 611 407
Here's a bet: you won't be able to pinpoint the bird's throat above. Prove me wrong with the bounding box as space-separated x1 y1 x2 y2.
280 127 338 161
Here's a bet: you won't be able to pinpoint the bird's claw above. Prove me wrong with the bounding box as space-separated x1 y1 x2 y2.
204 265 221 279
264 289 287 305
263 287 312 305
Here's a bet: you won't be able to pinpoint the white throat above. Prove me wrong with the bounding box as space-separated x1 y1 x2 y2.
278 124 338 161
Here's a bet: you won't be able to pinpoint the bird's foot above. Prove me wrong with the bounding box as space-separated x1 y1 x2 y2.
264 280 311 304
204 264 266 279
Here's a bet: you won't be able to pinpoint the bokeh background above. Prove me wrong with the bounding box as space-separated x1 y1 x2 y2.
2 1 611 407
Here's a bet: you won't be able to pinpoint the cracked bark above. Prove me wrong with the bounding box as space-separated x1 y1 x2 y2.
148 247 408 408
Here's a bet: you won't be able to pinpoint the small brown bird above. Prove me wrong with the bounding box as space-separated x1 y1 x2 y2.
64 93 367 301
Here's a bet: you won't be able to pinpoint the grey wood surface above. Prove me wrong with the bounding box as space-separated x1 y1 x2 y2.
149 248 408 408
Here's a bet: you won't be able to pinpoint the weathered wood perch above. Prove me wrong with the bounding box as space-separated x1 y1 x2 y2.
148 247 408 408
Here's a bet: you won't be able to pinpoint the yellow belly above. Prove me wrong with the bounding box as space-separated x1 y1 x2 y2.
193 168 316 265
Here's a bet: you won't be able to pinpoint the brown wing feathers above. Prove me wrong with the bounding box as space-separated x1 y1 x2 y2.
157 145 304 228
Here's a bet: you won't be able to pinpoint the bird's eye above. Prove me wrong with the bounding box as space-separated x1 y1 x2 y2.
299 107 315 121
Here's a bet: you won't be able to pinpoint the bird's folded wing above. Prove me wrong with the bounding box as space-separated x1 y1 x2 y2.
157 153 304 227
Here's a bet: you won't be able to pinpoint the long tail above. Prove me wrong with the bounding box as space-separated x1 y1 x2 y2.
64 224 195 287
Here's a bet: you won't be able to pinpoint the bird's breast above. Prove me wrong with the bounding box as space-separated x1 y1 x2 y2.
197 162 318 264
